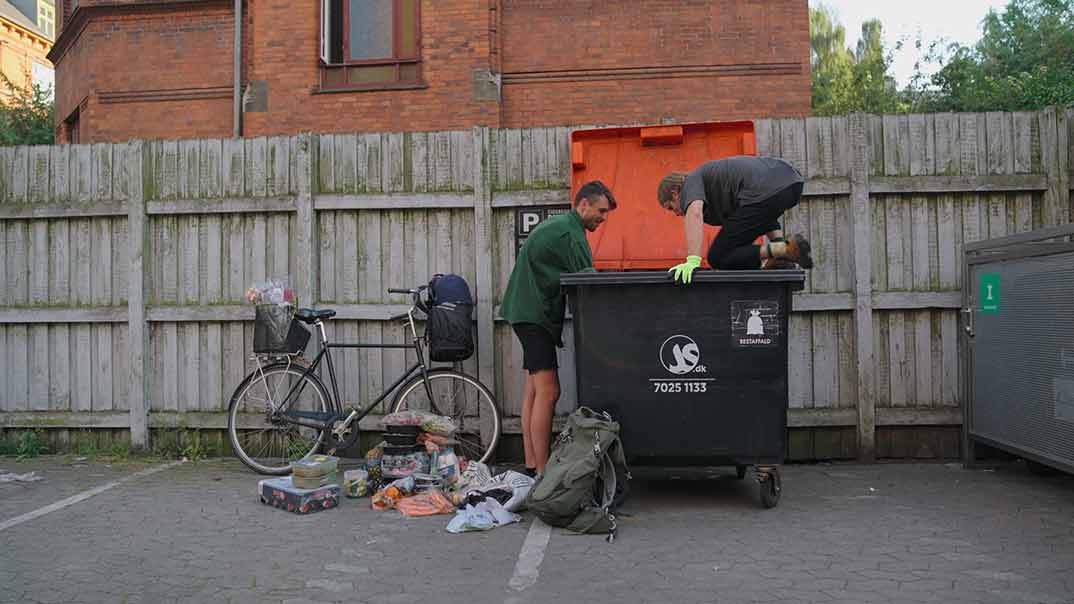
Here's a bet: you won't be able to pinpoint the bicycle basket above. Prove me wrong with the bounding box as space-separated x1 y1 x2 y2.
252 304 310 354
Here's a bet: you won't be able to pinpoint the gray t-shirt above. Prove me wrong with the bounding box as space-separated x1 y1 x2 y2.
678 156 804 226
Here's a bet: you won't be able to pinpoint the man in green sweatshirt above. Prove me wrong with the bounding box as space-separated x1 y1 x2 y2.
501 180 617 476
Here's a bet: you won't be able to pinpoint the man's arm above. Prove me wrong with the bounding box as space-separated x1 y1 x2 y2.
685 200 705 257
560 233 596 274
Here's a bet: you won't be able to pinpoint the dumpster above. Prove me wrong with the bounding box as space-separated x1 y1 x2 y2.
561 270 805 508
572 120 760 270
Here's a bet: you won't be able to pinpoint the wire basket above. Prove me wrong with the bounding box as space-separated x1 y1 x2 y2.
252 304 310 355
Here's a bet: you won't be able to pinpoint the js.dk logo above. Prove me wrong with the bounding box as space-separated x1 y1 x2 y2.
660 335 705 375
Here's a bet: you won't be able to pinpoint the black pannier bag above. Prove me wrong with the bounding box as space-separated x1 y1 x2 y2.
425 274 475 362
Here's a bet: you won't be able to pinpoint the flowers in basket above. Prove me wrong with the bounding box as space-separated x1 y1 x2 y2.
246 277 297 308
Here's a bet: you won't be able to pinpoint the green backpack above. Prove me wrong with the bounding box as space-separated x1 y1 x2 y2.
525 407 630 540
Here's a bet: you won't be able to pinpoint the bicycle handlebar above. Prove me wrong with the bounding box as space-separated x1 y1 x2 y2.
387 285 428 295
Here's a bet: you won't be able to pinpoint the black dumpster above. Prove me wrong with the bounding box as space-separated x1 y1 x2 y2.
561 270 806 507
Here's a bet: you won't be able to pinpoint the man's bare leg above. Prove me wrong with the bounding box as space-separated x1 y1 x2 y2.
530 368 561 473
521 372 536 470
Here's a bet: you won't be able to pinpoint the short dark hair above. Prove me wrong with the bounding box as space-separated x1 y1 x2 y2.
575 180 617 209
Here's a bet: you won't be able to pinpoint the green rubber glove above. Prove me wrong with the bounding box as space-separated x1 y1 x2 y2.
669 255 702 284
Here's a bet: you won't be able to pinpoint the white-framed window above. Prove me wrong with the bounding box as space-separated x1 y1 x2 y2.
319 0 421 89
38 2 55 39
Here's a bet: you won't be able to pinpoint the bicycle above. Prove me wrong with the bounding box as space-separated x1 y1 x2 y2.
226 285 501 475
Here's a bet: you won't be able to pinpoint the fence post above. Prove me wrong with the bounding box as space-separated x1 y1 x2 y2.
1041 106 1071 225
472 127 497 447
294 134 317 308
127 140 149 450
849 113 876 462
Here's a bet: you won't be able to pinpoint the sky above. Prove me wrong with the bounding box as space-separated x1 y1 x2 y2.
808 0 1009 87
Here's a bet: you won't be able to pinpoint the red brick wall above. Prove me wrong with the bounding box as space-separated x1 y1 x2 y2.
53 1 235 142
51 0 810 143
499 0 811 126
242 1 499 137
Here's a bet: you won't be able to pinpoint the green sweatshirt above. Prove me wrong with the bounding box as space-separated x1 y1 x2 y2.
501 210 595 346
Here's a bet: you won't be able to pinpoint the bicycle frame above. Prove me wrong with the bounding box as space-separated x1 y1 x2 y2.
261 301 438 438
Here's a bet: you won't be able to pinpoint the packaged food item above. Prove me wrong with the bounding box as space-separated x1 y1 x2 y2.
292 470 338 490
396 489 455 517
343 469 370 498
435 446 460 487
291 454 339 477
382 450 430 479
258 476 340 514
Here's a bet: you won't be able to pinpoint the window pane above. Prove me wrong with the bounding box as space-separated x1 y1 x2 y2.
399 62 419 82
398 0 417 57
349 0 393 61
328 0 344 64
347 64 396 85
322 66 346 88
31 62 54 94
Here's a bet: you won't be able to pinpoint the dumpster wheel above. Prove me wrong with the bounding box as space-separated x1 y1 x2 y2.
756 466 781 509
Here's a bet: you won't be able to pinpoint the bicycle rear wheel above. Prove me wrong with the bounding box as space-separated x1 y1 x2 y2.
389 369 500 464
227 362 330 475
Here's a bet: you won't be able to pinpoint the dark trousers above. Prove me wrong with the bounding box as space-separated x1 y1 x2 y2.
707 182 804 270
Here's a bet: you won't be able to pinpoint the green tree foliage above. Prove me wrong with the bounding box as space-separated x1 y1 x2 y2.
811 0 1074 115
810 4 902 115
0 73 54 147
810 5 856 114
921 0 1074 111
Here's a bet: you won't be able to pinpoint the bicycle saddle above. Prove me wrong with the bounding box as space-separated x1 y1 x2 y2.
294 308 336 323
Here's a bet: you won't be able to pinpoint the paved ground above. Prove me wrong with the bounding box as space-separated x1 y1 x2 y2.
2 456 1074 604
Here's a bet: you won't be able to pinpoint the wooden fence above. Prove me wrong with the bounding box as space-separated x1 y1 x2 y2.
0 108 1070 460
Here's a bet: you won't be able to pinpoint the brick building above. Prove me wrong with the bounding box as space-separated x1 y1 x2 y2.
1 0 54 103
48 0 810 144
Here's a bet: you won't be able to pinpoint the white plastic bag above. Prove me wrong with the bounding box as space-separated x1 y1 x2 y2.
456 460 493 493
445 499 520 533
475 470 535 512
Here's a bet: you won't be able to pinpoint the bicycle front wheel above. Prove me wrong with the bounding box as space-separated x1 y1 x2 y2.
389 369 501 464
227 362 330 475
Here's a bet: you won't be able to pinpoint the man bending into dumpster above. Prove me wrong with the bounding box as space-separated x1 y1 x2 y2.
657 155 814 283
501 180 617 477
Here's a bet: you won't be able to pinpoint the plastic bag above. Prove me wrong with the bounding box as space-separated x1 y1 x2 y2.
343 469 369 498
381 409 456 435
469 470 534 512
381 410 425 426
245 276 296 307
420 414 457 435
435 446 460 487
455 460 493 494
396 489 456 517
445 499 520 533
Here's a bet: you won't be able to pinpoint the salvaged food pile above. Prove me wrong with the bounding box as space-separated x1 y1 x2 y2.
258 410 534 532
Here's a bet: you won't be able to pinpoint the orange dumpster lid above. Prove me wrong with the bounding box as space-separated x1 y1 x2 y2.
571 120 757 271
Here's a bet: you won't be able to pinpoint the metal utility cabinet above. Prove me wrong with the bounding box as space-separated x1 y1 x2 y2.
963 224 1074 475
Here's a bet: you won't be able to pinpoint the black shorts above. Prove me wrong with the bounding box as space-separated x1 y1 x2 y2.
512 323 558 372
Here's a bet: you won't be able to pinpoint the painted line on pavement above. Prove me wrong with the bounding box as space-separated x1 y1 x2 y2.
507 516 552 594
0 460 185 532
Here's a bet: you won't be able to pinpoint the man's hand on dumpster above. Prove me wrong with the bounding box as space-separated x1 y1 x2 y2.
669 255 702 284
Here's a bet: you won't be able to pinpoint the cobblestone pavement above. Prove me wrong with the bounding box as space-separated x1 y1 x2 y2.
3 457 1074 604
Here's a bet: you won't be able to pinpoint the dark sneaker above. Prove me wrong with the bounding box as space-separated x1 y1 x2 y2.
762 258 798 270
